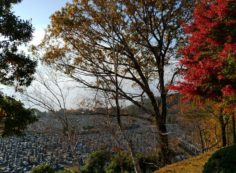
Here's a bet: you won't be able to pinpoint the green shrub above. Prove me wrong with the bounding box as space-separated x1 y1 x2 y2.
31 164 54 173
81 149 160 173
80 150 111 173
55 167 79 173
105 152 134 173
203 145 236 173
55 170 73 173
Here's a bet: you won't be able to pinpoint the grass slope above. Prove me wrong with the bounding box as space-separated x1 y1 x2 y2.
155 151 214 173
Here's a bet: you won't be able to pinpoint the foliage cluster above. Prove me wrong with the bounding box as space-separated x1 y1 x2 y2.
80 150 111 173
31 164 54 173
0 0 36 88
0 0 37 136
31 164 77 173
80 150 158 173
204 145 236 173
171 0 236 107
0 95 37 136
170 0 236 149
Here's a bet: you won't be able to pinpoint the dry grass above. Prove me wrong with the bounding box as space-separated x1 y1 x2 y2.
65 166 79 173
155 151 215 173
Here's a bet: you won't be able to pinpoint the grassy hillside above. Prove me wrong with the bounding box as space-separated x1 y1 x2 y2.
155 151 214 173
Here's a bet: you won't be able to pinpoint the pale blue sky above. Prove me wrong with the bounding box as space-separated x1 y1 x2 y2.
13 0 71 45
8 0 81 110
13 0 70 29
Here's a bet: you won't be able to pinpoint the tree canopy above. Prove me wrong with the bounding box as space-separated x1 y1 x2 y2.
37 0 193 165
0 0 37 136
0 95 37 137
0 0 36 88
171 0 236 108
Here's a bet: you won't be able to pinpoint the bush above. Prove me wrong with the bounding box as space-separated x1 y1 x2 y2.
55 167 79 173
203 145 236 173
81 149 161 173
81 150 134 173
105 152 134 173
31 164 79 173
80 150 111 173
55 170 73 173
31 164 54 173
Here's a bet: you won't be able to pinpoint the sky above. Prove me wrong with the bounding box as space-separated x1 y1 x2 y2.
9 0 141 111
13 0 69 28
9 0 86 111
13 0 70 44
7 0 173 111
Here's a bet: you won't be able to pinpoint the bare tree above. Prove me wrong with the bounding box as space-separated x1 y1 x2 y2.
23 67 78 136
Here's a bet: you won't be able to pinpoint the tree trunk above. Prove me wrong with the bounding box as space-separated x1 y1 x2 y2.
114 57 142 173
127 142 142 173
117 124 142 173
219 112 227 147
159 131 170 165
158 68 171 165
156 115 171 165
226 122 230 146
232 114 236 144
197 125 205 152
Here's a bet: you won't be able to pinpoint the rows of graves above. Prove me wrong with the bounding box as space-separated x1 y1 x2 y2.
0 127 158 173
0 133 82 173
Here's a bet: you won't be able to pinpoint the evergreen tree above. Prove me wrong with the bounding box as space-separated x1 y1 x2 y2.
0 0 36 87
0 0 37 136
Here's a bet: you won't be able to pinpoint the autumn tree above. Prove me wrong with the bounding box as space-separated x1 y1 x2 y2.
171 0 236 146
176 98 221 152
37 0 193 165
0 0 37 135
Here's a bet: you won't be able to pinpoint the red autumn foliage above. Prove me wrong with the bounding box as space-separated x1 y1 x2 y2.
171 0 236 106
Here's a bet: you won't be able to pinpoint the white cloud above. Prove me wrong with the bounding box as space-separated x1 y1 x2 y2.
30 27 46 45
17 27 46 53
30 28 45 45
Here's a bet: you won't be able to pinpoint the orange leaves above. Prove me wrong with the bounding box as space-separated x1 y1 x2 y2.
43 47 67 63
73 0 79 4
36 0 194 115
75 56 83 65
